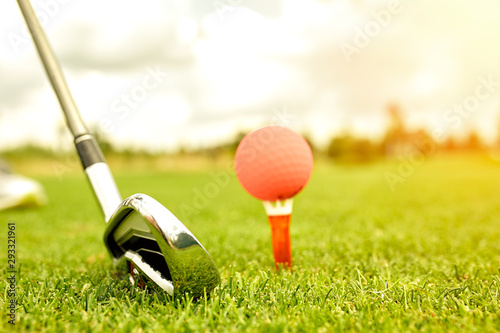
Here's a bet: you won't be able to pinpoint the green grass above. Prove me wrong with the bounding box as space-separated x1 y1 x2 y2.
2 154 500 332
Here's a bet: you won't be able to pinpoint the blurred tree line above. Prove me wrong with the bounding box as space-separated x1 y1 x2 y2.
322 103 495 163
3 103 498 164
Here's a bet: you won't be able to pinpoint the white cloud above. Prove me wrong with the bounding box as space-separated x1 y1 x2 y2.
2 0 500 151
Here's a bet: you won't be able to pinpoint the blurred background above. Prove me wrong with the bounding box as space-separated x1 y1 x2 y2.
2 0 500 167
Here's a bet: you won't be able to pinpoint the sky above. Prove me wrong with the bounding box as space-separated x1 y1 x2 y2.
1 0 500 152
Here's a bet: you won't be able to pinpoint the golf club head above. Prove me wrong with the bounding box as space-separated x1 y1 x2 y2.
104 193 220 298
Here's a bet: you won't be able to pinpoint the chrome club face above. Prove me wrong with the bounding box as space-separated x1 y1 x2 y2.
104 194 220 297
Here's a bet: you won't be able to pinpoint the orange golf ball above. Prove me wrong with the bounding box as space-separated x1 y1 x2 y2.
234 126 313 201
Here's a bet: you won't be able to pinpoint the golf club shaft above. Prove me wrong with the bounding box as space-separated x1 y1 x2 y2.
17 0 122 220
17 0 86 138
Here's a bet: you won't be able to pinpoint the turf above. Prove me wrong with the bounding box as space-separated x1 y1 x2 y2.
1 154 500 332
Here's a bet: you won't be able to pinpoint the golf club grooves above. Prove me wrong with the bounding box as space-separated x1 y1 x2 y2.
16 0 88 138
75 135 106 169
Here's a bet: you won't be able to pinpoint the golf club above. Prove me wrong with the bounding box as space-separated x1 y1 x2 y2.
17 0 220 298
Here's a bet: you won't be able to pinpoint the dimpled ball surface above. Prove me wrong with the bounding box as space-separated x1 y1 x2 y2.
234 126 314 201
